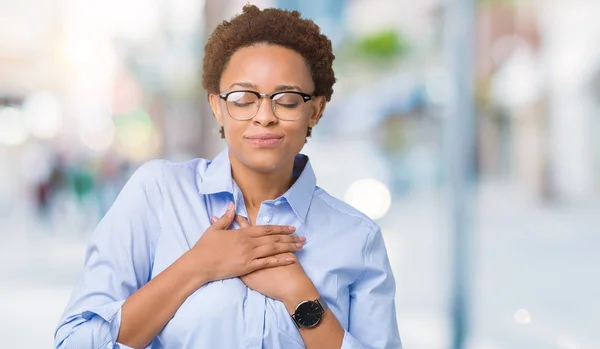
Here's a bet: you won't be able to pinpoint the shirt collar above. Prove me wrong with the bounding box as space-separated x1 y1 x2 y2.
283 154 316 222
197 149 234 196
198 148 316 222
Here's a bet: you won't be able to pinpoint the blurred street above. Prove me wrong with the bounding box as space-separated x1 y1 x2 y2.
2 0 600 348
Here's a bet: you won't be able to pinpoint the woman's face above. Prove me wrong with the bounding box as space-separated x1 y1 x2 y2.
209 44 325 173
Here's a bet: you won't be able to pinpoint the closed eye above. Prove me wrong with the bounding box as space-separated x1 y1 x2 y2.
232 102 255 107
276 102 299 108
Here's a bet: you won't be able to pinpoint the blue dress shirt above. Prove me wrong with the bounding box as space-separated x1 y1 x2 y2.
55 148 402 349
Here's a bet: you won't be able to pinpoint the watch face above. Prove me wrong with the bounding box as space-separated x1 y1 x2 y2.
294 301 322 328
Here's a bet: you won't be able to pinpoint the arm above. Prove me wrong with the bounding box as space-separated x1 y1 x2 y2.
238 214 401 349
339 227 403 349
115 253 208 348
116 213 302 348
54 161 166 349
56 162 303 349
282 227 402 349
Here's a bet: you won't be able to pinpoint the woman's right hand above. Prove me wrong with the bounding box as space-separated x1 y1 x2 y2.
183 202 305 286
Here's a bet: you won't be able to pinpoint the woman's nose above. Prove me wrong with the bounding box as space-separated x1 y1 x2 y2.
252 98 278 126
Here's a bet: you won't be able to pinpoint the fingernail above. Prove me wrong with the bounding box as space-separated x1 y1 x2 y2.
296 243 304 248
298 236 306 242
227 202 234 211
285 257 296 262
288 226 296 232
211 216 218 223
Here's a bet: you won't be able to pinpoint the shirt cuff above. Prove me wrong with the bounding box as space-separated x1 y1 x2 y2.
81 300 126 348
340 330 364 349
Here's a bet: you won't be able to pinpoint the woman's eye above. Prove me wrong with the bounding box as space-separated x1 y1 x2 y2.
233 102 254 107
277 103 299 108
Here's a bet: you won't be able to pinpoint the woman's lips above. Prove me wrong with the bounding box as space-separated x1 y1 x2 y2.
245 134 284 147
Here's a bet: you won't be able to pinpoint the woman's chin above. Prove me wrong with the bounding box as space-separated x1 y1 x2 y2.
248 159 286 174
229 143 299 173
242 152 290 173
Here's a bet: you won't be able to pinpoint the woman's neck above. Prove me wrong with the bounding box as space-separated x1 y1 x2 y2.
229 152 295 215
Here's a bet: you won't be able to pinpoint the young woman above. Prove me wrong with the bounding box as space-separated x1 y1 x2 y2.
55 5 402 349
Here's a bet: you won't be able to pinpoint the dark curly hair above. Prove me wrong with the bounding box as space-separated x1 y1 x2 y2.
202 4 336 103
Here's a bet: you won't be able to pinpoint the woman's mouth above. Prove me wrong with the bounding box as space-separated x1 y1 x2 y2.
245 134 284 147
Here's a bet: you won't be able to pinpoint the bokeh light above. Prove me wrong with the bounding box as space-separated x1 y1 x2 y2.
22 92 63 139
514 309 532 325
344 178 392 220
113 108 160 161
115 108 152 147
0 107 29 146
80 119 116 152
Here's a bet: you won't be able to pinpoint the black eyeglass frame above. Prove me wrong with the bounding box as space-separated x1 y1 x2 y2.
218 90 314 121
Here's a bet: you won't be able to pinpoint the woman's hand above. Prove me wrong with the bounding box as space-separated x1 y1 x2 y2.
235 215 318 304
183 202 306 286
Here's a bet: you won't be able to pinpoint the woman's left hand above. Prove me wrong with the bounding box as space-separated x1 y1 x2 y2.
235 215 318 303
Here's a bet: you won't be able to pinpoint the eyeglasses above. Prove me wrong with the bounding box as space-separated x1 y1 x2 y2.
219 90 313 121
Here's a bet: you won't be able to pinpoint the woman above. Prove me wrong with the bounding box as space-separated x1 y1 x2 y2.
55 5 402 349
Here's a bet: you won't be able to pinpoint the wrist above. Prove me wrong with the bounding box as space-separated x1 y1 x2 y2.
177 251 210 291
282 282 320 314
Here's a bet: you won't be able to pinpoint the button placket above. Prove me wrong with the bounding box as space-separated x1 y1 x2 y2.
257 202 274 225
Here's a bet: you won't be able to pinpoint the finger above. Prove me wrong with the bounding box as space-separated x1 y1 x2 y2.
235 215 251 228
211 202 236 230
255 234 306 246
252 241 304 259
280 252 297 259
276 252 298 263
248 255 296 272
248 225 296 237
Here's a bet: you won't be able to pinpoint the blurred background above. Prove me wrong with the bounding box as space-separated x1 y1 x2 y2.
1 0 599 348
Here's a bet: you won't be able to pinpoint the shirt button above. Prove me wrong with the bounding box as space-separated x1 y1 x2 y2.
262 216 271 223
274 200 282 206
107 343 113 349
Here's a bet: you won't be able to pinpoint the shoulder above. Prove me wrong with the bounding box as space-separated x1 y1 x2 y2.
131 157 211 186
308 188 387 281
310 186 380 237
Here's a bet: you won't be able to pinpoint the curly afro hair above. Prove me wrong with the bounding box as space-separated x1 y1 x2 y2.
202 4 336 102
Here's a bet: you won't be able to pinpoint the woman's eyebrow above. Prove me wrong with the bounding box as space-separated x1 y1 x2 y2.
229 81 257 90
227 82 303 92
273 84 303 92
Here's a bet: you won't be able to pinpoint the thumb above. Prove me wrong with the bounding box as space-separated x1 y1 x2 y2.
211 202 236 229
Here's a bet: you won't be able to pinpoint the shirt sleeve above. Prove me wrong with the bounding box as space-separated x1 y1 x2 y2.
341 227 403 349
54 160 165 349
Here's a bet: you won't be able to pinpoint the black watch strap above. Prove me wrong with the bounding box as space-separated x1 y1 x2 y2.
316 296 328 312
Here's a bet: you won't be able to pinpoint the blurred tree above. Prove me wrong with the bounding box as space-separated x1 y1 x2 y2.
357 29 407 60
345 29 409 64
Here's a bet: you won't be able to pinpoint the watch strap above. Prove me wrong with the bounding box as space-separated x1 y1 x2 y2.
316 296 328 313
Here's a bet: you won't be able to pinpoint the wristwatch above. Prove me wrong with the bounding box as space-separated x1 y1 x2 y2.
290 296 328 328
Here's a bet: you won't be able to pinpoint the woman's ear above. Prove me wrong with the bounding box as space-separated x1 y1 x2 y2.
208 93 224 127
309 97 326 128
